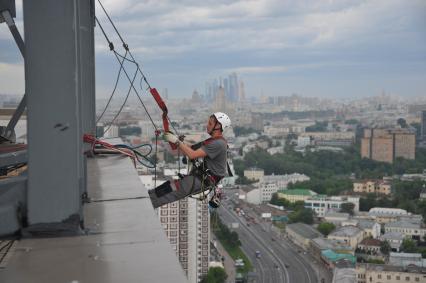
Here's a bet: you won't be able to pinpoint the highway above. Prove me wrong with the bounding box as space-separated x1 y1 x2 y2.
218 192 329 282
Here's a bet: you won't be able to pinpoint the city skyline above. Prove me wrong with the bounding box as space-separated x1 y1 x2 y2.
0 0 425 99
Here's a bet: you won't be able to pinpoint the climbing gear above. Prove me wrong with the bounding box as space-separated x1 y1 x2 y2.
209 186 223 209
149 88 178 150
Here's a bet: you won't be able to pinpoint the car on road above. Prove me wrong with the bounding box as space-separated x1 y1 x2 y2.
255 250 261 259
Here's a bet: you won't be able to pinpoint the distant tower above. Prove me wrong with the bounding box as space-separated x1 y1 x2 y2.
214 86 226 111
422 111 426 141
228 72 239 102
191 89 201 104
239 80 246 104
223 78 229 101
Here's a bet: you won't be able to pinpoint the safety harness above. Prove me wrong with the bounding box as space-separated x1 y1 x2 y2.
185 136 231 207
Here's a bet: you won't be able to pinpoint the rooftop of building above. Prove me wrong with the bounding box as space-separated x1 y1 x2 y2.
308 195 359 201
357 263 426 274
328 226 363 238
286 223 323 239
324 212 350 219
359 238 382 247
311 237 352 251
380 231 405 241
389 252 422 259
357 219 378 229
278 189 316 196
385 220 422 229
321 249 356 264
332 267 356 283
368 207 408 216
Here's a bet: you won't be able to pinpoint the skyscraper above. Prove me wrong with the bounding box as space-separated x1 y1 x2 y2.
239 80 246 104
228 72 239 102
214 86 226 112
421 110 426 141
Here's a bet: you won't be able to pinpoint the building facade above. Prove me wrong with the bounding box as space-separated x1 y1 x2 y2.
356 263 426 283
328 226 364 249
304 196 360 217
159 197 210 282
278 189 317 203
361 128 416 163
353 180 391 195
243 167 264 181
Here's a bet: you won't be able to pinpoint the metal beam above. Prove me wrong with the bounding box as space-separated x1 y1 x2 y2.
1 9 26 142
24 0 94 230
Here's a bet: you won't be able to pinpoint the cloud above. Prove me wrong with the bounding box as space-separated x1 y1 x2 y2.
1 0 425 98
0 62 24 94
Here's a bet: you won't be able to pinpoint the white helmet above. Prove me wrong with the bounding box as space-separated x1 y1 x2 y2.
213 112 231 131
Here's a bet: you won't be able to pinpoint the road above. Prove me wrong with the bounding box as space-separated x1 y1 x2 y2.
218 205 320 283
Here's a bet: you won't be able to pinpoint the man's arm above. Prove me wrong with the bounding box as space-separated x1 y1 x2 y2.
177 142 207 160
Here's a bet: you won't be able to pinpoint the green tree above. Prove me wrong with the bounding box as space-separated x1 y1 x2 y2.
401 238 417 253
397 118 408 128
305 121 328 132
235 176 257 185
200 267 228 283
317 222 336 236
340 202 355 215
270 193 290 208
380 240 391 256
288 208 314 224
233 126 260 137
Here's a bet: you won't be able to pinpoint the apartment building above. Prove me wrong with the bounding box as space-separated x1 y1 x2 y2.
159 197 210 283
384 221 426 240
259 182 279 202
361 128 415 163
353 180 392 195
304 195 360 217
244 167 264 181
262 173 310 190
328 226 364 249
277 189 317 203
367 208 408 224
356 263 426 283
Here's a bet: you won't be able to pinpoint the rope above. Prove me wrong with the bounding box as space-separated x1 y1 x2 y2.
103 51 138 135
96 49 128 125
95 2 186 184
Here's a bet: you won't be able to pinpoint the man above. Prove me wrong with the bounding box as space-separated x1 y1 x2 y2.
148 112 231 208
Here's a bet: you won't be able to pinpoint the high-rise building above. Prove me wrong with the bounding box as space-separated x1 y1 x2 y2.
238 80 246 104
361 128 415 163
158 197 210 283
214 86 226 112
421 110 426 140
228 72 239 102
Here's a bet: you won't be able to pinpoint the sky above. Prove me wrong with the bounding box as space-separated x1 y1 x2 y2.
0 0 425 100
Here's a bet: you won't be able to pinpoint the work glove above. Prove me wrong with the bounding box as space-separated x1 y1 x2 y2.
163 131 179 144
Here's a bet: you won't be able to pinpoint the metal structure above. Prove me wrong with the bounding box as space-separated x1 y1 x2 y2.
23 0 95 231
1 2 187 282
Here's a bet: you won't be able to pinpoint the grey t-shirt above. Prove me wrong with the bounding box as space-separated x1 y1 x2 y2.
201 138 228 177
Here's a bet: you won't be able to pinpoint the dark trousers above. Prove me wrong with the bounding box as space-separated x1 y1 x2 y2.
148 174 211 208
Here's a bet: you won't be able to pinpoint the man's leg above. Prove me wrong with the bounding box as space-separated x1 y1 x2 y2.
148 175 205 208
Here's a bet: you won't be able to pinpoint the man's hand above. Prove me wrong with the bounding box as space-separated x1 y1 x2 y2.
163 131 179 144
